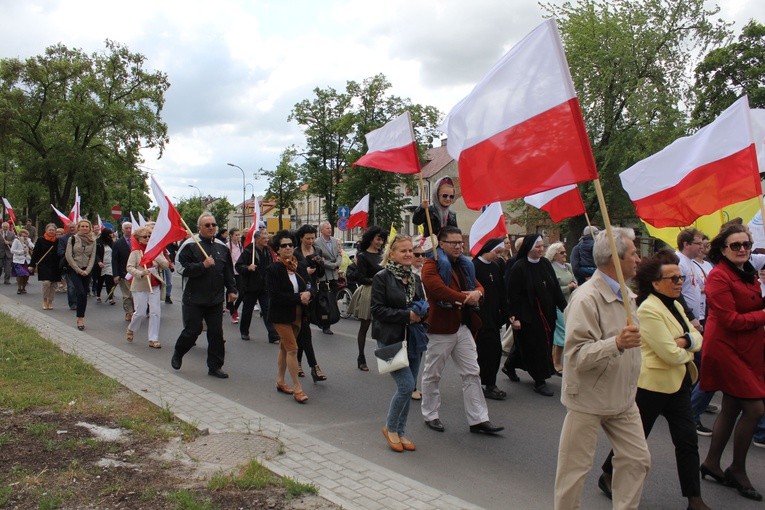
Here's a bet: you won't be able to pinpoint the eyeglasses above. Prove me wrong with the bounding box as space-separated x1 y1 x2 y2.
440 194 455 200
659 275 685 284
279 242 294 248
137 235 150 239
413 253 424 258
726 241 752 251
202 223 217 228
558 251 566 255
441 240 464 246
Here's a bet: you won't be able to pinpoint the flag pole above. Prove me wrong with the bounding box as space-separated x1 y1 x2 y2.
178 216 209 259
592 178 634 325
143 264 154 294
584 211 596 240
417 172 438 262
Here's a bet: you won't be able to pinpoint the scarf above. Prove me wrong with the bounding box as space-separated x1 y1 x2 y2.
386 260 415 304
77 233 95 245
650 290 689 334
44 232 57 243
435 248 476 290
721 256 757 284
277 255 298 273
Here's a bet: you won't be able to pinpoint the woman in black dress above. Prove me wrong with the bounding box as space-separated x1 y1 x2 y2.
29 223 61 310
503 235 567 396
294 224 327 382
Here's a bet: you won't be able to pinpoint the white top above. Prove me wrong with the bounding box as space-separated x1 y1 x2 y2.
288 272 298 293
676 251 702 321
11 237 34 264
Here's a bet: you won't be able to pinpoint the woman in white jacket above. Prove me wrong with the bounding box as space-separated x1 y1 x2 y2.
126 226 169 349
11 229 34 294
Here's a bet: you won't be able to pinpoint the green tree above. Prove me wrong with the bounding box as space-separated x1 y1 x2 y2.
209 197 236 230
542 0 730 241
263 147 304 230
175 197 203 234
692 20 765 126
0 40 168 224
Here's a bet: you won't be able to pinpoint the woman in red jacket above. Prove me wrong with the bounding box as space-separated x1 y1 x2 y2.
699 224 764 501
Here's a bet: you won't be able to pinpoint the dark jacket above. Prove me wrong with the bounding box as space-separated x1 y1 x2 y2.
266 260 312 324
412 204 457 238
235 244 274 294
294 247 325 285
177 236 237 306
571 236 596 283
30 236 61 282
371 269 426 346
112 236 132 279
354 250 383 285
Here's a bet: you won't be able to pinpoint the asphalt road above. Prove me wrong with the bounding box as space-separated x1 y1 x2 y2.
3 275 763 509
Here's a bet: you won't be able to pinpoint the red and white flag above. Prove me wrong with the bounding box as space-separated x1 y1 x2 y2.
442 19 597 209
1 197 17 228
620 96 762 228
352 111 420 174
524 184 586 223
97 214 104 230
139 176 189 266
137 211 147 227
51 204 72 226
129 212 140 232
347 194 370 229
243 195 261 248
68 187 81 223
469 202 507 256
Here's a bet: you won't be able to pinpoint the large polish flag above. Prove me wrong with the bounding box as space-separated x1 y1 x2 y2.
469 202 507 256
524 184 586 223
352 111 420 174
51 204 72 226
442 18 598 209
347 194 370 229
243 195 261 248
139 176 189 266
620 97 762 228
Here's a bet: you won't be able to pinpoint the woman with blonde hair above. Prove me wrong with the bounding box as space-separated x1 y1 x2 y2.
126 225 169 348
545 242 577 374
64 219 98 330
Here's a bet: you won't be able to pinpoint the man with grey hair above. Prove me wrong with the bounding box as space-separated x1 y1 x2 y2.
171 213 238 378
314 220 342 335
554 227 650 509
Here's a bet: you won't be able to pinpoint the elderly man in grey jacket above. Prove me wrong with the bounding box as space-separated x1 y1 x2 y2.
313 221 342 335
554 227 650 510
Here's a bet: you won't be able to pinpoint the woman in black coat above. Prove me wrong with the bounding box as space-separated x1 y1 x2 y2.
503 235 567 397
266 230 313 404
29 223 61 310
371 234 426 452
294 224 327 382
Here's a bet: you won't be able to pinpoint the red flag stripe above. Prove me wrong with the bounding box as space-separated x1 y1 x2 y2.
354 142 420 174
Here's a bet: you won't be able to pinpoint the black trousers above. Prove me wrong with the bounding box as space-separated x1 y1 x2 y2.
174 302 225 370
297 321 317 367
476 323 502 387
239 292 279 341
603 373 700 497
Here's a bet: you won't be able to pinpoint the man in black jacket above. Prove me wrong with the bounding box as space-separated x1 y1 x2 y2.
171 213 238 378
235 231 278 342
111 221 134 321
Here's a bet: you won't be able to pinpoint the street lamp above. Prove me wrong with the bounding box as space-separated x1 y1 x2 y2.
227 163 246 230
188 185 202 207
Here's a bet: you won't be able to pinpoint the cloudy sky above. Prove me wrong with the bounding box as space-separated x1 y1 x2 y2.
2 0 763 207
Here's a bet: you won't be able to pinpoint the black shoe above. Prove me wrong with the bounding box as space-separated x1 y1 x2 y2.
699 464 726 484
268 337 280 344
469 421 504 434
322 328 334 335
425 418 445 432
533 383 554 397
483 385 507 400
165 297 173 304
171 353 182 370
598 473 612 500
501 366 520 382
241 334 250 341
724 468 763 501
696 421 713 436
208 368 229 379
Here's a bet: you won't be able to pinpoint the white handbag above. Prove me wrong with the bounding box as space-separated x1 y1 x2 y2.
374 340 409 374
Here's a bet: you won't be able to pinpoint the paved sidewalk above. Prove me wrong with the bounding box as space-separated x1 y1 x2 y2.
1 294 482 510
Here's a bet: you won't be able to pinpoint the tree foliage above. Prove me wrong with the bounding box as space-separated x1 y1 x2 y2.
209 197 236 230
289 74 440 231
542 0 730 240
0 40 169 224
175 197 204 234
263 147 304 230
692 20 765 126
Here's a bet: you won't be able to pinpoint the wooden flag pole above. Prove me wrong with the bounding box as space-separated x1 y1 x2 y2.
178 216 210 259
143 264 154 294
418 172 438 261
584 211 596 240
592 178 634 325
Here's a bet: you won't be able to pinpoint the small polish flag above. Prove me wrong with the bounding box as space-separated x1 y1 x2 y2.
137 211 147 227
97 214 104 230
524 184 586 223
139 176 189 266
353 111 420 174
243 195 261 248
68 187 81 222
469 202 507 256
620 96 762 228
129 212 140 232
442 19 597 209
347 194 370 230
1 197 17 228
51 204 72 226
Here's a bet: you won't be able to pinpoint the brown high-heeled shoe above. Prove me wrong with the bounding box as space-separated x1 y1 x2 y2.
311 365 327 382
293 391 308 404
276 382 294 395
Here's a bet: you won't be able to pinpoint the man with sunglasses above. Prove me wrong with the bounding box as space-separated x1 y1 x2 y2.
171 213 238 378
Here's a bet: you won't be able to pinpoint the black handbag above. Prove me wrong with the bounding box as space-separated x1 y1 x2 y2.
309 281 340 326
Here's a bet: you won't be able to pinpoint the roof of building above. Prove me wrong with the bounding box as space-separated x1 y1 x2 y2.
421 145 454 179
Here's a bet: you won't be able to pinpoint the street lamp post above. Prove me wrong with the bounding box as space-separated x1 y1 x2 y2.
227 163 246 230
188 185 203 207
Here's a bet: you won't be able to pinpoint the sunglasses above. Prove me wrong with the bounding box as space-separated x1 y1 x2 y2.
726 241 752 251
413 253 424 258
279 242 294 248
440 193 455 200
202 223 217 228
659 275 685 284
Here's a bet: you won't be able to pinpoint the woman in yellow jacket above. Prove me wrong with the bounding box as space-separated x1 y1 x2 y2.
599 250 710 510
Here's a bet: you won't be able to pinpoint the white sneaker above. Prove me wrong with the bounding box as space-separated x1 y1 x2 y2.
754 439 765 448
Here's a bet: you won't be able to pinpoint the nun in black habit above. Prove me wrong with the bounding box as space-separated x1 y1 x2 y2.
503 235 567 397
